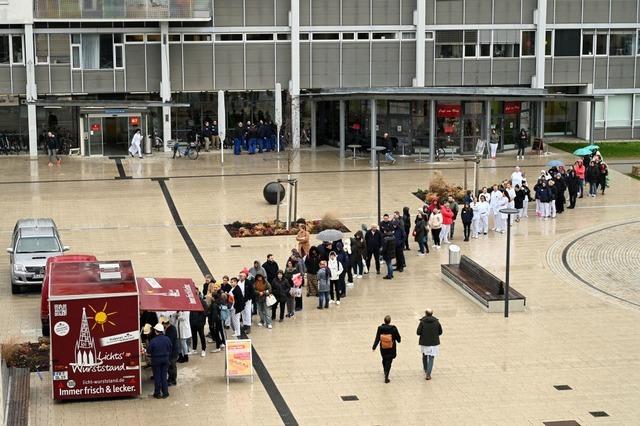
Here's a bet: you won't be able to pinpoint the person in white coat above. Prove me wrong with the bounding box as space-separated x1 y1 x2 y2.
496 190 509 233
489 185 502 231
476 194 490 235
510 167 523 188
470 196 481 239
175 311 192 361
328 251 344 305
505 182 517 224
128 128 143 158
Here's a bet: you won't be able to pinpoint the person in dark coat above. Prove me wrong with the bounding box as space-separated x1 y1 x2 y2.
381 229 396 280
270 270 293 321
233 122 245 155
364 224 382 274
414 212 428 254
460 203 473 242
392 220 406 272
161 317 179 386
350 230 366 278
372 315 402 383
566 169 580 209
554 173 566 214
585 160 601 197
402 207 411 250
598 162 608 194
305 246 321 297
148 323 172 398
417 309 443 380
189 290 207 356
262 254 279 284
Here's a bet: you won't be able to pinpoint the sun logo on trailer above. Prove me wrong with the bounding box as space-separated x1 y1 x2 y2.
87 302 117 332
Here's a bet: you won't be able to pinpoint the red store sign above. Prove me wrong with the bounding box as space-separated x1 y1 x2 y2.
437 105 461 118
504 102 521 114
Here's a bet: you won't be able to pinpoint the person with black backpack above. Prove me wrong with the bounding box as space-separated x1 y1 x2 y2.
372 315 401 383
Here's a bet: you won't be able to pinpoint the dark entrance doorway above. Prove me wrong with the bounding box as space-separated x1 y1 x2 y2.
103 117 130 155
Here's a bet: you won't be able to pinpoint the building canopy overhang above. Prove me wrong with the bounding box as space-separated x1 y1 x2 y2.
304 87 602 103
30 100 189 109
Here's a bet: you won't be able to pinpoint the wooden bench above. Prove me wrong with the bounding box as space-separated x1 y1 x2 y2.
441 255 526 312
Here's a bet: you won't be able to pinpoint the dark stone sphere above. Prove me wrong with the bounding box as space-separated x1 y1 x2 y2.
263 182 286 205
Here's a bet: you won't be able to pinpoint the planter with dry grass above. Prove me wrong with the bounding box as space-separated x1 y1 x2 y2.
1 337 50 372
224 213 350 238
414 170 466 203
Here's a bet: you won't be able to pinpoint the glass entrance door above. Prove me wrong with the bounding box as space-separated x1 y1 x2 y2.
88 117 103 156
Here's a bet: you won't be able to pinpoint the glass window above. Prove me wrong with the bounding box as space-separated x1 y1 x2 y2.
71 34 81 44
16 237 60 254
246 34 273 41
277 33 291 41
554 29 580 56
80 34 114 69
312 33 339 40
114 44 123 68
0 35 8 64
11 35 23 63
634 95 640 123
113 34 123 43
480 44 491 57
146 34 161 43
493 44 519 58
183 34 211 42
609 32 634 56
372 33 396 40
49 34 70 64
215 34 242 42
436 30 462 58
582 32 594 55
521 31 535 56
545 30 552 55
464 44 476 57
72 45 81 69
300 33 310 40
125 34 144 43
401 32 415 40
436 45 462 58
357 33 369 40
596 33 607 55
425 31 434 40
606 95 632 127
342 33 355 40
595 100 604 128
35 34 49 64
169 34 181 42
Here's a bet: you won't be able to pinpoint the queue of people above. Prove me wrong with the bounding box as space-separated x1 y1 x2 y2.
233 120 279 155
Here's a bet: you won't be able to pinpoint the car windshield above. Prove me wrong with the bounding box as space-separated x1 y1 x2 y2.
16 237 60 253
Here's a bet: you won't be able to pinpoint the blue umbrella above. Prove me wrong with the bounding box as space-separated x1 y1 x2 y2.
546 160 564 167
573 147 593 156
583 144 599 151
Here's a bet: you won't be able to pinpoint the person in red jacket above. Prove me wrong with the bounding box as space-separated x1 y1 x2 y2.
439 202 454 245
573 160 586 198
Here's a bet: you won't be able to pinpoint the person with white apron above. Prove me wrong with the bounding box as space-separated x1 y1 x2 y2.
129 129 143 158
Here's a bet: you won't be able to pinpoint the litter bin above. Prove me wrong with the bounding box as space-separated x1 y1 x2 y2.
144 134 151 154
448 244 461 265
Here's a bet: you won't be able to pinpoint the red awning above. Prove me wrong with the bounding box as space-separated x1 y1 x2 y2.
137 277 204 312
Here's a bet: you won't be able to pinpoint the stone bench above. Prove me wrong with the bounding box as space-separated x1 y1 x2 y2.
441 255 526 312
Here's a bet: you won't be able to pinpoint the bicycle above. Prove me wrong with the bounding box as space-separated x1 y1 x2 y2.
434 139 446 161
170 140 199 160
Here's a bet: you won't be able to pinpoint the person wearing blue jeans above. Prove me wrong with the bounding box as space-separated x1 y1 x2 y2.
381 232 395 280
417 309 443 381
316 262 331 309
381 132 396 164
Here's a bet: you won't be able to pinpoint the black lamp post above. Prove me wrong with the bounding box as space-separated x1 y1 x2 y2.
372 146 386 225
499 208 518 318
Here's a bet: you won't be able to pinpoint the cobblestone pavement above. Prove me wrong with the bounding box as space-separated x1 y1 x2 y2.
547 220 640 309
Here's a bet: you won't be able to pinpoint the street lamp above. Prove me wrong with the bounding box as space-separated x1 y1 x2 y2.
371 146 386 225
499 208 518 318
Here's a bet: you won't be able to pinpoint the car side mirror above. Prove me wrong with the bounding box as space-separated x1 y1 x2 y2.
63 246 70 252
6 248 13 254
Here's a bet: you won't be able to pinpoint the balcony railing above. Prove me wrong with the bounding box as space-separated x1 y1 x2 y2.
34 0 211 20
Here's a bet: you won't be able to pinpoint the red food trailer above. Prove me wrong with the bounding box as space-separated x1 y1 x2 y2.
48 261 141 400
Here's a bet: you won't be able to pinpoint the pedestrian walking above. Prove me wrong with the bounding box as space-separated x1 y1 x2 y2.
46 131 61 167
417 309 443 381
372 315 401 383
128 128 143 158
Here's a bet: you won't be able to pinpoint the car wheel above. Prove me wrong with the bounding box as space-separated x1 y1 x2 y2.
11 282 21 294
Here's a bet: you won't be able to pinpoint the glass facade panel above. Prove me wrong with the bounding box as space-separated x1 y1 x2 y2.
606 95 632 127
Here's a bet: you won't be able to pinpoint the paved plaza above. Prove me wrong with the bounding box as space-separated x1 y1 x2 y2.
1 149 639 425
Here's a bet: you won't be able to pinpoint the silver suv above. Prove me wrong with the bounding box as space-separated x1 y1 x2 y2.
6 218 68 294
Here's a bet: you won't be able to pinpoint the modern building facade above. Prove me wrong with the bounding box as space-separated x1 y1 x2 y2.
0 0 635 160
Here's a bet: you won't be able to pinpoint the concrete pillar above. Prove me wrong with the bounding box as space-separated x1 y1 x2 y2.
310 100 317 149
533 0 547 89
339 100 346 160
160 22 172 150
428 100 435 162
290 0 301 149
415 0 426 87
370 99 377 167
589 100 596 143
538 101 545 139
484 100 491 152
24 24 38 158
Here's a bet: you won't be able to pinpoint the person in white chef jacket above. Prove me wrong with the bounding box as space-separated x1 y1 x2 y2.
129 128 143 158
